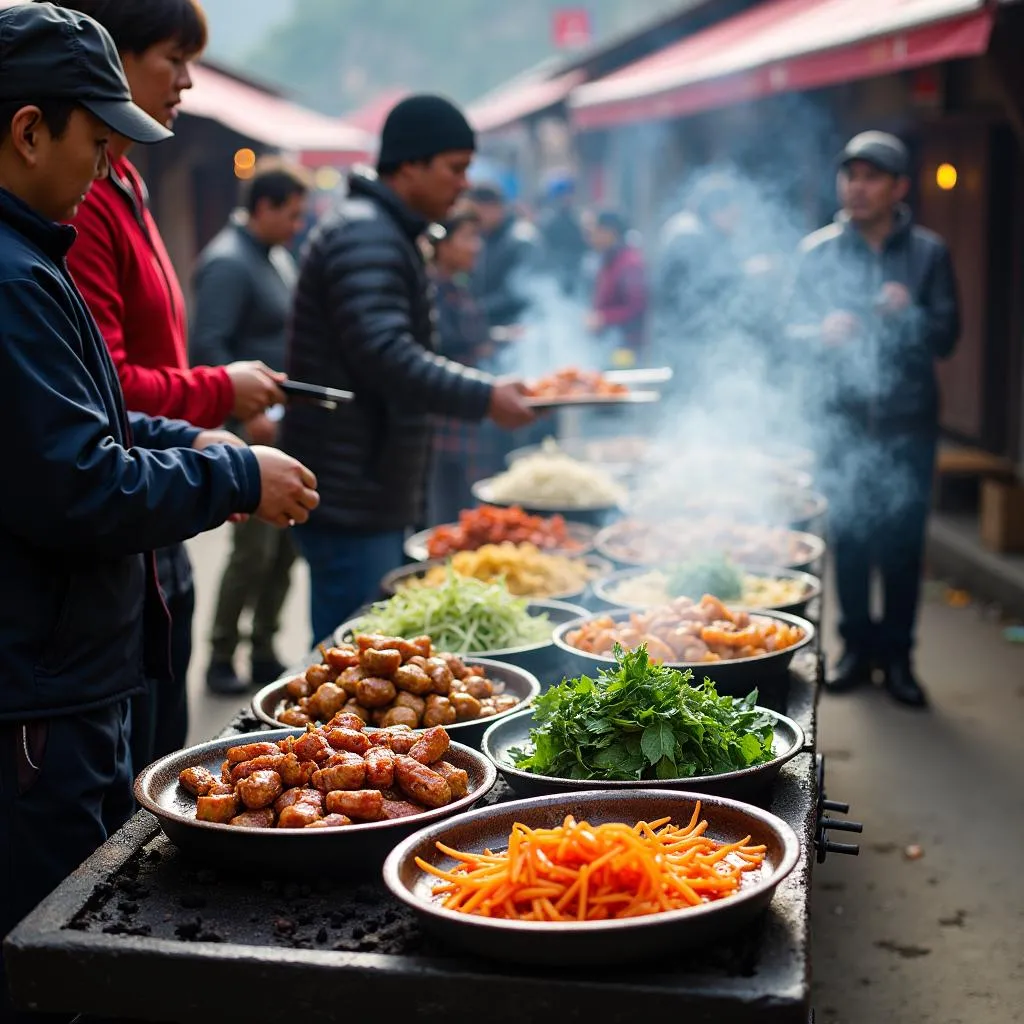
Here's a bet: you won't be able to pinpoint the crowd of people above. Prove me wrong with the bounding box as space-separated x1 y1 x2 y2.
0 2 960 1019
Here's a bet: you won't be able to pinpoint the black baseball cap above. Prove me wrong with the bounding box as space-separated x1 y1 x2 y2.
0 3 171 144
838 131 909 177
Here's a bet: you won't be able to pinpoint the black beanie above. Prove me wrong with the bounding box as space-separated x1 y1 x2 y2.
378 94 476 166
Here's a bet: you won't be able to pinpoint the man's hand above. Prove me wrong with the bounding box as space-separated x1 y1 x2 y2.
251 446 320 528
192 428 246 450
226 361 287 421
876 282 912 317
487 379 536 430
244 413 278 446
584 311 604 333
821 311 860 347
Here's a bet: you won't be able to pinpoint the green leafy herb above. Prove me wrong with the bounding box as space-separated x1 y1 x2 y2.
354 569 550 654
509 644 775 781
667 553 743 601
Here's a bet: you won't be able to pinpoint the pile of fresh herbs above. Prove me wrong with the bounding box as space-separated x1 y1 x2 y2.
510 644 775 780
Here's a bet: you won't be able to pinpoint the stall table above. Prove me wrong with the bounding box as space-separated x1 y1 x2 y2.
6 658 828 1024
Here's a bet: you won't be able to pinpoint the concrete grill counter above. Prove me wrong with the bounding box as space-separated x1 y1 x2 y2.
5 660 824 1024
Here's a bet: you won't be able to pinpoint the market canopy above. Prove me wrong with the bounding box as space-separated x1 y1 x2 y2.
468 69 585 134
570 0 996 129
182 63 374 163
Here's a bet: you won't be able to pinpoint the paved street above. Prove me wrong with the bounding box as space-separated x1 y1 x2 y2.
185 525 1024 1022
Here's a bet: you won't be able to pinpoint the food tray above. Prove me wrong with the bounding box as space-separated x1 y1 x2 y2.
252 658 542 750
524 390 661 410
383 789 800 967
5 661 818 1024
133 729 496 874
470 477 625 525
482 707 806 803
551 608 816 694
404 520 597 563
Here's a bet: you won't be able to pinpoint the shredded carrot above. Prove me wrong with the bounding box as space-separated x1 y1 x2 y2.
414 801 766 922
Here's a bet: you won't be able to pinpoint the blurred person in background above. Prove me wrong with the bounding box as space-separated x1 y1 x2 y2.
190 157 311 695
428 206 500 525
466 181 540 332
786 131 959 708
538 172 586 298
586 209 648 366
283 94 535 645
49 0 286 769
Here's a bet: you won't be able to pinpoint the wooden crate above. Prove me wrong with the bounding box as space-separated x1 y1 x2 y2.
980 479 1024 553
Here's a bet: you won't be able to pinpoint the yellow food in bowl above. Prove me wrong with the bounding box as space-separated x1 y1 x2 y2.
609 572 808 609
402 543 594 598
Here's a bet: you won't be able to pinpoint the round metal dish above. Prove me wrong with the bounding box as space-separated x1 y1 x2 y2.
629 489 828 535
505 440 639 482
594 521 826 573
404 520 597 563
382 788 801 967
135 729 496 875
482 707 805 803
252 657 541 751
378 553 614 604
470 477 626 528
337 598 590 689
551 607 816 694
592 564 822 619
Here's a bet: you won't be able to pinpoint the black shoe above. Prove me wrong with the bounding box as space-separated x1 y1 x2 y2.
206 660 248 695
824 650 873 693
883 659 928 708
251 657 288 686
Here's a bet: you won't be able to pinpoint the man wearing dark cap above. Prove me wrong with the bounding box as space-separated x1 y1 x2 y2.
787 130 960 707
0 5 319 1012
284 93 536 645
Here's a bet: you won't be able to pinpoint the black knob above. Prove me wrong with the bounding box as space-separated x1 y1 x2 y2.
821 817 863 834
822 799 850 813
825 839 860 856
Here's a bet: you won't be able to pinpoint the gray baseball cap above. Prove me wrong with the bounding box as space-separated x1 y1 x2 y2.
839 131 909 177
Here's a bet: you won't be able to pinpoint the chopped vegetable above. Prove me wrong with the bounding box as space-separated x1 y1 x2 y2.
416 802 766 921
510 645 775 781
667 554 743 602
355 570 551 654
427 505 581 559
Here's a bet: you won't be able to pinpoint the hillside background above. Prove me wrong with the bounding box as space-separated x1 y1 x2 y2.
199 0 680 114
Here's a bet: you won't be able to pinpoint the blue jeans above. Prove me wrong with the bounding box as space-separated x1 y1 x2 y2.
295 525 406 646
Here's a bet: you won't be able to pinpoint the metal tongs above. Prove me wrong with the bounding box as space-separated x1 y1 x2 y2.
278 380 355 411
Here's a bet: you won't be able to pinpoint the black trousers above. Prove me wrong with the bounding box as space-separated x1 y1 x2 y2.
821 426 937 660
129 586 194 774
1 702 134 1023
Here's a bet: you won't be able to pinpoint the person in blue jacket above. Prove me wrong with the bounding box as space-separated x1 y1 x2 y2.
0 6 319 1014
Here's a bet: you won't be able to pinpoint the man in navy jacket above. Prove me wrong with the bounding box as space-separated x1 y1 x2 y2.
0 6 319 1010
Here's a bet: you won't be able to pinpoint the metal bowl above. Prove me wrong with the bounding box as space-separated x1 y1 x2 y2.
594 521 826 573
382 788 801 967
404 520 597 563
482 708 806 804
134 729 496 875
378 553 614 604
505 440 639 482
592 564 822 619
470 477 626 528
252 657 541 751
551 607 816 694
629 488 828 535
337 598 590 689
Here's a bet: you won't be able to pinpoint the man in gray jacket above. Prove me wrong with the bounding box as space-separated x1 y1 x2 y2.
191 158 311 694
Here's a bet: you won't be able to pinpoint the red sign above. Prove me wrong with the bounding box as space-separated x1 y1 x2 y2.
553 9 592 49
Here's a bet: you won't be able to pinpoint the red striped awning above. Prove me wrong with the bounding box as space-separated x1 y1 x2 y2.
571 0 995 129
469 70 585 134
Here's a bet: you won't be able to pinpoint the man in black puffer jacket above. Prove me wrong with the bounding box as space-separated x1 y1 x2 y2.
283 95 535 643
786 132 960 709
